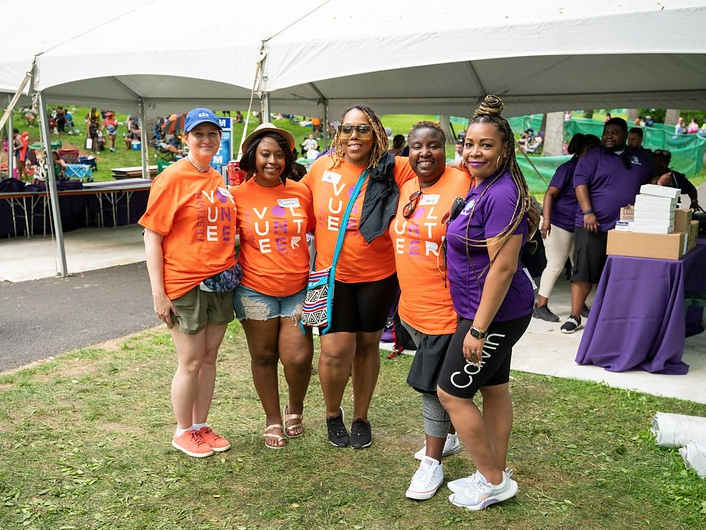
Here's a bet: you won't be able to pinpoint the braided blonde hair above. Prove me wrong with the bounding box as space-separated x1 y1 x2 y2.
464 95 539 249
329 104 389 171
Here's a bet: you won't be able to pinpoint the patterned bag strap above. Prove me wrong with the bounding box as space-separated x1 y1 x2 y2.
319 168 369 335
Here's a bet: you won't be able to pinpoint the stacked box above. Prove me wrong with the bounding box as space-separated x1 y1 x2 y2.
632 186 680 234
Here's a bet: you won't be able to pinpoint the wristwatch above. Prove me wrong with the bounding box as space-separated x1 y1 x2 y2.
469 326 487 339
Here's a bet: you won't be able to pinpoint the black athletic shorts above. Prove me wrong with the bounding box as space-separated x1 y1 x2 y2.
437 314 531 399
571 227 608 284
322 273 399 334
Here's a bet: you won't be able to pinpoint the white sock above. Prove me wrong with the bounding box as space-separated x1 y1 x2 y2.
192 422 207 430
175 426 195 437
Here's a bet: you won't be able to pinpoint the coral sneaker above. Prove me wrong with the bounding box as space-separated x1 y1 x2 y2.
198 426 231 452
172 430 214 458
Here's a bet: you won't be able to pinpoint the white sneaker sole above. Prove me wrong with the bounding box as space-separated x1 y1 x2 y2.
449 479 518 510
406 480 444 501
172 440 214 458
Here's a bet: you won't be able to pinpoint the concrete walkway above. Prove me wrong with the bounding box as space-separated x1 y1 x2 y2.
1 224 705 404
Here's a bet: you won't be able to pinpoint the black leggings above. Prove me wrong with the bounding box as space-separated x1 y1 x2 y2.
437 313 531 399
323 274 399 334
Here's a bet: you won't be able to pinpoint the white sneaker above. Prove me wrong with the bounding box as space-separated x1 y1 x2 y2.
405 456 444 500
448 470 518 511
448 467 514 493
414 433 462 460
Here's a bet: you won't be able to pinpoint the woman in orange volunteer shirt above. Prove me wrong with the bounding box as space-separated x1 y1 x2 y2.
232 124 315 449
302 104 415 448
140 108 238 459
391 121 471 500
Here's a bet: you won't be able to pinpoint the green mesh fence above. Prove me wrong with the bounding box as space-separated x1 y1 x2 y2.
450 115 705 192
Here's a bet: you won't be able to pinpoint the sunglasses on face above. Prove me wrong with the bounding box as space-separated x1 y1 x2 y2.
441 196 465 225
402 190 422 219
338 124 374 139
653 149 671 157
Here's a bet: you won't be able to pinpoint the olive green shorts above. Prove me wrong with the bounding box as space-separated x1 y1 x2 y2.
170 286 235 334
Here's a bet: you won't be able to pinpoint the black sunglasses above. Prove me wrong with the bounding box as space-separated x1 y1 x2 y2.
402 190 422 219
441 196 465 224
338 124 373 139
654 149 671 157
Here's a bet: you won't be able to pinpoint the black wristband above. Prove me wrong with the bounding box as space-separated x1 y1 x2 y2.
582 209 594 215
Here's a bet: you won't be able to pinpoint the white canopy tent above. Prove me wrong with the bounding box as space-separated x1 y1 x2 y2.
259 0 706 117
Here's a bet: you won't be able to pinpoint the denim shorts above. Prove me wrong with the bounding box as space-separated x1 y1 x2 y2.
233 284 306 321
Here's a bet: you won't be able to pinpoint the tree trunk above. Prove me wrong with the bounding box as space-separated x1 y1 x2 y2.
665 109 680 126
439 116 454 144
543 112 565 156
627 109 638 125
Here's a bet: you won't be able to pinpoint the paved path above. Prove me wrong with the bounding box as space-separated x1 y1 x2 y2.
0 262 156 372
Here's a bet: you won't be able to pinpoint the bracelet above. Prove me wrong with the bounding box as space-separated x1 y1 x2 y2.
582 209 594 215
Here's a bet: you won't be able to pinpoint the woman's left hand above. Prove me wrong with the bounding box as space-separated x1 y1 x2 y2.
463 333 485 365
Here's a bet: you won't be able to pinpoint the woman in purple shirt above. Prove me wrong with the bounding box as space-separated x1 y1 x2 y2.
437 96 539 511
533 133 600 322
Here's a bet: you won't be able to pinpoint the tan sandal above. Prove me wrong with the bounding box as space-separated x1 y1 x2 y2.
263 424 285 449
283 405 303 438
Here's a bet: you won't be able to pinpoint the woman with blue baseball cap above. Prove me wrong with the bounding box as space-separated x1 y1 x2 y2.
140 107 240 458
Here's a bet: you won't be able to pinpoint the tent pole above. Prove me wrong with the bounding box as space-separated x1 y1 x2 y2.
138 99 149 179
260 92 270 125
37 92 68 276
7 97 15 180
323 103 329 151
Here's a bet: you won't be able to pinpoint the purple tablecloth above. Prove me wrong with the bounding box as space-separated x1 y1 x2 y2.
575 242 706 375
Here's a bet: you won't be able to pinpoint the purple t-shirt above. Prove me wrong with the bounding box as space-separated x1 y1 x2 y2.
446 170 533 322
548 156 579 232
573 147 652 231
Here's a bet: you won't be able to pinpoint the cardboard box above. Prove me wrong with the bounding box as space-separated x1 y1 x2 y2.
620 205 634 221
607 230 685 260
640 184 681 199
687 220 699 253
674 209 693 233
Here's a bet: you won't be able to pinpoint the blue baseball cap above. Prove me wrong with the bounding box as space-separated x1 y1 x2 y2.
184 107 221 132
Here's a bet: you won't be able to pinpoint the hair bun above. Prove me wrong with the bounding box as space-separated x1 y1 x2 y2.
473 95 505 118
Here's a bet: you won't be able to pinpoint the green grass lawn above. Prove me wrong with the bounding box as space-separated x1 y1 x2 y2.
0 324 704 529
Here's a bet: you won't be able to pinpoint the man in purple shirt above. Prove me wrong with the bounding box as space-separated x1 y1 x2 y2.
560 118 654 333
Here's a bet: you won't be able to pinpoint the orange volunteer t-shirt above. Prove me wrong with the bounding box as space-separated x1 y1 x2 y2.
232 178 314 297
390 167 471 335
139 159 237 300
303 155 416 283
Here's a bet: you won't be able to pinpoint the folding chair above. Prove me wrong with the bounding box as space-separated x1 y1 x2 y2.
64 164 94 182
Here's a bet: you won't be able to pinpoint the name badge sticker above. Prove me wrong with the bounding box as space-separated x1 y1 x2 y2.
322 171 341 185
278 198 301 208
420 194 440 206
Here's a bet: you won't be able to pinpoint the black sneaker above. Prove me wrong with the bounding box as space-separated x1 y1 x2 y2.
581 304 590 318
560 315 581 334
532 304 560 322
326 409 349 447
350 418 372 449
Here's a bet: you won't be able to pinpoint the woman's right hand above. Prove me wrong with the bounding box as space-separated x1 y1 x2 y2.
540 219 551 239
153 293 177 328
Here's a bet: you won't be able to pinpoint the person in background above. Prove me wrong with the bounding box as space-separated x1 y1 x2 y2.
55 106 66 134
560 117 655 334
139 108 237 458
104 112 118 152
232 123 315 449
302 104 415 449
454 138 464 161
302 133 318 155
653 149 703 212
388 134 406 156
51 150 67 179
234 111 244 124
437 95 538 511
687 118 700 134
533 133 601 322
627 127 651 157
312 117 322 138
289 148 307 181
603 112 612 123
390 121 470 501
644 115 655 127
18 131 29 180
86 108 102 154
